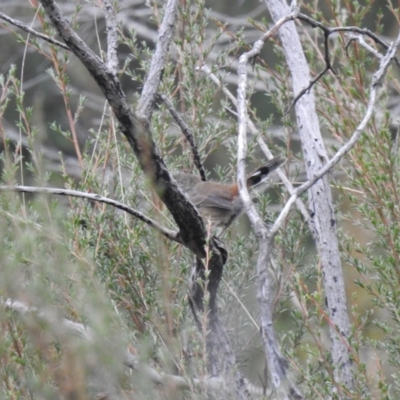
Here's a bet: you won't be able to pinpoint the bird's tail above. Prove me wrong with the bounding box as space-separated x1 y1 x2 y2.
246 155 286 188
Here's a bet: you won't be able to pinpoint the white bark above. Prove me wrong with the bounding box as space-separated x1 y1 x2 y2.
265 0 353 390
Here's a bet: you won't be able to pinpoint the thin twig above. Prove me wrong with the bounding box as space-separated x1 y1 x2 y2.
159 93 206 181
287 13 400 112
270 29 400 237
286 66 329 114
0 11 70 50
345 33 383 59
0 185 181 243
297 13 400 68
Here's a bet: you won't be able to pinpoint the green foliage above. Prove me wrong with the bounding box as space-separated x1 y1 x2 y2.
0 0 399 398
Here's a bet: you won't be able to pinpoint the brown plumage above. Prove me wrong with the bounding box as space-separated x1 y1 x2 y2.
174 155 286 228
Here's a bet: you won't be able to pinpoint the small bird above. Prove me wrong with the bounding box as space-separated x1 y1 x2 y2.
175 156 286 229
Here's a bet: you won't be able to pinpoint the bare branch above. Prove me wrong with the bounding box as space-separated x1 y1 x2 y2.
136 0 179 123
345 33 383 59
237 8 299 230
200 64 310 223
236 7 303 400
0 185 181 244
159 93 206 181
103 0 119 74
297 13 400 68
270 29 400 237
0 10 70 50
287 13 400 112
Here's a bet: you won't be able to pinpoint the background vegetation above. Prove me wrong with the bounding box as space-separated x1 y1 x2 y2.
0 0 400 398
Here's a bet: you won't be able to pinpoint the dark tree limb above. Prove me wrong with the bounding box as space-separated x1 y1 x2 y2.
130 0 239 387
38 0 207 258
35 1 246 396
159 93 207 181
